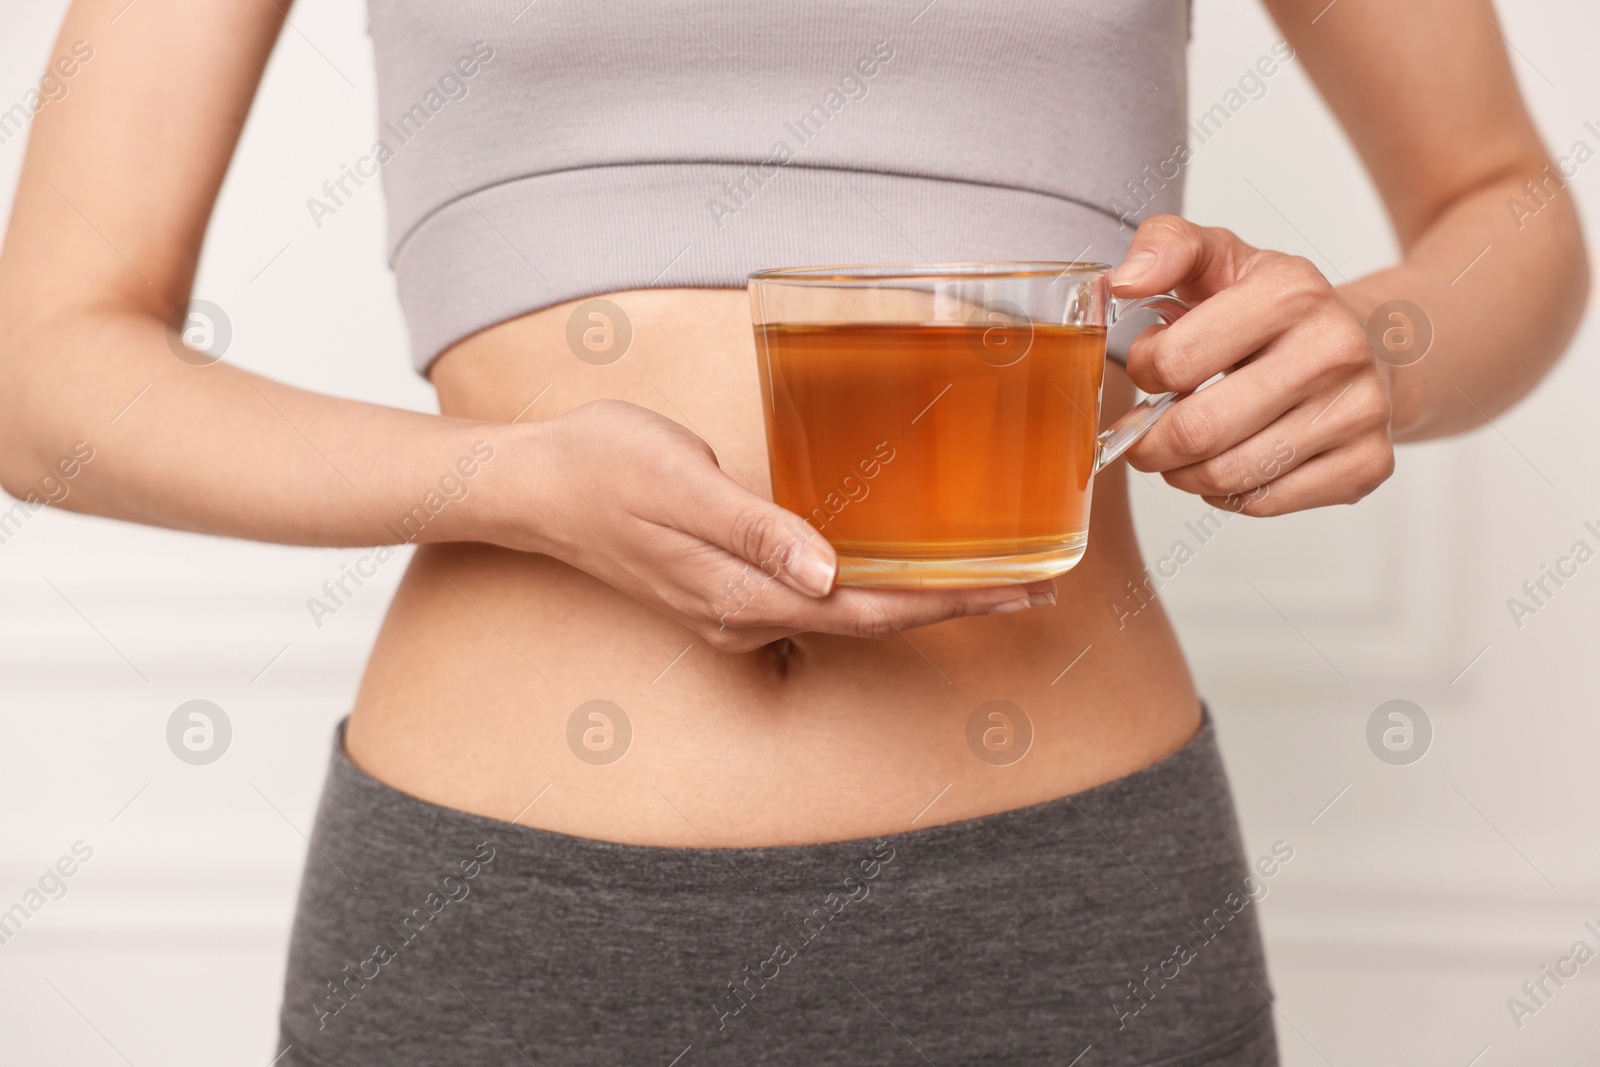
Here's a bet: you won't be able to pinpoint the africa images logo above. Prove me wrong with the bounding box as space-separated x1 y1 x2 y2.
309 843 497 1030
709 841 896 1031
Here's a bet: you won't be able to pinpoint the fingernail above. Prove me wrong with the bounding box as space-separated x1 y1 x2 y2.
989 597 1033 614
785 545 836 597
1112 250 1157 290
1028 590 1057 608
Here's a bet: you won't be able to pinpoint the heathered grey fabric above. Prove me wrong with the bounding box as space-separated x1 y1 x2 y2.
277 710 1278 1066
364 0 1189 374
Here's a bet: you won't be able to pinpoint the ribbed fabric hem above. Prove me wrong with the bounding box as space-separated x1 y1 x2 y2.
393 161 1137 375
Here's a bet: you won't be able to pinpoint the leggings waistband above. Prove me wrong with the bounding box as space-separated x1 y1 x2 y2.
279 703 1278 1065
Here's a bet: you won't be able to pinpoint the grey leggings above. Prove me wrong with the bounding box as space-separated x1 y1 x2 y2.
277 709 1279 1066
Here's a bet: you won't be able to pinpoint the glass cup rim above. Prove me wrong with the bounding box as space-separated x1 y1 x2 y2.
748 261 1114 283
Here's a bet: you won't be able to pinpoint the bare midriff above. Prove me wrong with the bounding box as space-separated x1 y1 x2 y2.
343 288 1201 847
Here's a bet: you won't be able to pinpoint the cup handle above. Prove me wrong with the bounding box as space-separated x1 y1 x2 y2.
1095 293 1192 473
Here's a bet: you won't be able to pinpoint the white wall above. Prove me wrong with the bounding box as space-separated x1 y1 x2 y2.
1 1 1597 1064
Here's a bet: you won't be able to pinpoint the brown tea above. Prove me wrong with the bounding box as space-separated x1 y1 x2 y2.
756 321 1106 585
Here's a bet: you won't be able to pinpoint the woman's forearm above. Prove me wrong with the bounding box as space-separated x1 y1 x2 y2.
1261 0 1589 445
0 308 530 549
1337 162 1588 444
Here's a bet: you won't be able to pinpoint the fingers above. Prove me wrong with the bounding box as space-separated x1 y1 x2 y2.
553 402 1074 652
668 463 839 598
1103 218 1398 520
1199 436 1396 517
1125 369 1295 477
1110 214 1260 301
1127 310 1375 472
1158 414 1308 503
696 577 1060 654
829 579 1060 635
649 457 1066 651
1154 377 1393 506
1123 253 1348 395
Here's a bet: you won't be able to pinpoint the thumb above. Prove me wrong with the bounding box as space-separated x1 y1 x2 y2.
1110 213 1255 301
675 476 839 598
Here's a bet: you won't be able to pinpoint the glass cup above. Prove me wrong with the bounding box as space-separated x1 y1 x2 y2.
748 261 1189 588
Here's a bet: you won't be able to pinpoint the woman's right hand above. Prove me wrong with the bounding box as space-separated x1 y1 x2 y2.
500 399 1057 653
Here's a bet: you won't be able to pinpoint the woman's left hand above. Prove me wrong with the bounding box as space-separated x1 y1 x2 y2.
1112 214 1397 515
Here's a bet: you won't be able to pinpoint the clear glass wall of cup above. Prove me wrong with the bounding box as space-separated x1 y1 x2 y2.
748 262 1188 588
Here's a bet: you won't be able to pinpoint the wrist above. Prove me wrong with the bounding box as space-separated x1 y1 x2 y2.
415 417 556 553
1338 274 1431 440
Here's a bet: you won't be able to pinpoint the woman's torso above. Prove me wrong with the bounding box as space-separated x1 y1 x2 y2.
343 288 1200 846
345 0 1196 844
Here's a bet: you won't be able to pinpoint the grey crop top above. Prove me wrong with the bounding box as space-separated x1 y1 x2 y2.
365 1 1189 375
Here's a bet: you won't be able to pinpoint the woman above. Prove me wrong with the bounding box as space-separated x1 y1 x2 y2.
0 0 1584 1063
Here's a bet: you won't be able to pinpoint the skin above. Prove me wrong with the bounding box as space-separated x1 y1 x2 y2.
0 0 1586 846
